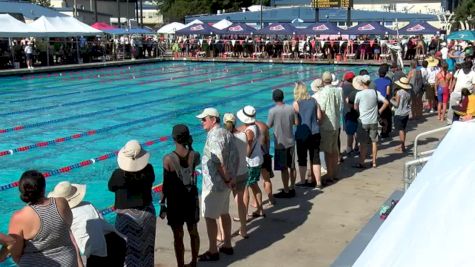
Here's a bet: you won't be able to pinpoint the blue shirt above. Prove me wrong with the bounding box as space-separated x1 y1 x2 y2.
374 77 392 98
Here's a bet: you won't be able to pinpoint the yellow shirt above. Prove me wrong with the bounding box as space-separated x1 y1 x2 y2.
467 95 475 116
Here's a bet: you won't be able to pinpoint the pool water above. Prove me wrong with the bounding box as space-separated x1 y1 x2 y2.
0 61 378 264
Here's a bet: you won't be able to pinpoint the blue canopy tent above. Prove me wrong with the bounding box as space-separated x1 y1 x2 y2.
447 30 475 41
343 22 395 35
297 22 342 35
175 23 220 35
257 23 297 35
104 28 153 35
221 23 257 35
399 21 440 35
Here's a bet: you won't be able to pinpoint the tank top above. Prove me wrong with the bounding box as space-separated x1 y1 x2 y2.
168 151 197 186
233 131 248 176
295 98 319 141
19 198 77 267
245 125 263 167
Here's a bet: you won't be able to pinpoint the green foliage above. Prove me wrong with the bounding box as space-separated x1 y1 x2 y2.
158 0 270 23
31 0 51 7
454 0 475 27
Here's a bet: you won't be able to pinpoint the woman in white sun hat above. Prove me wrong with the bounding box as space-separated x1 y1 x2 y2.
49 181 125 266
108 140 156 267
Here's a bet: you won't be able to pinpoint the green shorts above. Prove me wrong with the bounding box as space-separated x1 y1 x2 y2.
246 166 261 186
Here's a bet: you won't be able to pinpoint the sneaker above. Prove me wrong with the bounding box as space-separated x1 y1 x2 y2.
430 109 435 113
273 191 291 198
219 246 234 255
289 189 296 197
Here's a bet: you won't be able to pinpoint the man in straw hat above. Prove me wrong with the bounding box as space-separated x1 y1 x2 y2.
196 107 238 261
236 105 265 218
49 181 125 266
391 77 413 152
353 75 389 168
426 56 440 113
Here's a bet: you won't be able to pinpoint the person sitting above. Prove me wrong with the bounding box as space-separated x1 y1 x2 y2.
48 181 125 267
453 88 475 121
8 170 83 266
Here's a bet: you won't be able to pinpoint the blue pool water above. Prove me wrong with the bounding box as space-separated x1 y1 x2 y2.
0 61 377 265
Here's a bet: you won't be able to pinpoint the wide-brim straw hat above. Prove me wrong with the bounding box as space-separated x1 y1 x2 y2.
48 181 86 208
311 78 323 92
426 56 439 67
237 105 256 124
395 77 412 90
117 140 150 172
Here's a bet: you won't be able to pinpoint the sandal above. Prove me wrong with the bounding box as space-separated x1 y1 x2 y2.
218 246 234 255
198 251 219 262
248 211 266 219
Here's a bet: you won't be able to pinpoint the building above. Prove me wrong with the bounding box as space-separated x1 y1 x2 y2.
186 6 441 29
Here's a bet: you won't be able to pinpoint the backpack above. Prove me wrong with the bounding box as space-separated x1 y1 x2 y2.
169 150 197 187
411 70 424 95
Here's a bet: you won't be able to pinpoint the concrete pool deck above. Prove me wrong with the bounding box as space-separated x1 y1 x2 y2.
153 114 449 267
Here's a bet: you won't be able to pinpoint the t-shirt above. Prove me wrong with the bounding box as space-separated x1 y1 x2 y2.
355 89 386 125
374 77 392 98
441 47 448 60
267 104 296 149
427 66 440 85
454 69 475 93
394 89 412 116
341 81 354 114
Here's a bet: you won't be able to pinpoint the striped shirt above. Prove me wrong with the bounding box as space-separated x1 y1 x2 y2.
19 198 78 267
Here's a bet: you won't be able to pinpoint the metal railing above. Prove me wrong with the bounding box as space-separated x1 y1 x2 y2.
404 119 475 191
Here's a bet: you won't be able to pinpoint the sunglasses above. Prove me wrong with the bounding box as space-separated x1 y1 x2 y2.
201 117 208 122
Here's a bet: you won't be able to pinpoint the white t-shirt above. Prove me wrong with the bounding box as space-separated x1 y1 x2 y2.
24 45 33 54
441 47 448 60
454 69 475 93
355 89 386 125
245 125 263 167
427 66 440 85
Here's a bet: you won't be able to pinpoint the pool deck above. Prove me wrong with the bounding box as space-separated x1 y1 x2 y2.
154 114 449 267
0 57 409 77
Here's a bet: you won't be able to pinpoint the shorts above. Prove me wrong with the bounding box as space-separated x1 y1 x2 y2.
246 166 261 186
425 84 435 101
201 189 231 219
234 173 247 192
345 119 358 135
357 122 379 144
274 146 295 170
437 86 449 103
261 154 274 178
26 53 33 60
296 133 321 166
394 115 409 131
320 130 339 154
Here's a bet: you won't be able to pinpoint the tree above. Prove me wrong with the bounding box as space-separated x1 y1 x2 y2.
31 0 51 7
453 0 475 29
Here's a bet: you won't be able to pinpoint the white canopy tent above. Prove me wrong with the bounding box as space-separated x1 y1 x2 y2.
184 19 203 27
0 14 37 37
157 22 186 34
212 19 232 30
354 121 475 267
29 16 102 37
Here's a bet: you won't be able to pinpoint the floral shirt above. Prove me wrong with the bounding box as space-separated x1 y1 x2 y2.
313 85 343 131
201 125 238 192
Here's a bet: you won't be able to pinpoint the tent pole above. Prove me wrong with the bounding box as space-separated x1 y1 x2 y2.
76 37 80 64
47 37 50 66
9 38 15 69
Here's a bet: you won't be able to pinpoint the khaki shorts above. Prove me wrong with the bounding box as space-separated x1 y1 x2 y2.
357 123 379 144
320 130 339 153
201 188 231 219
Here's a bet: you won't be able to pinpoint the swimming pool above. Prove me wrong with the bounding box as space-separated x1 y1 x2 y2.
0 61 378 263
